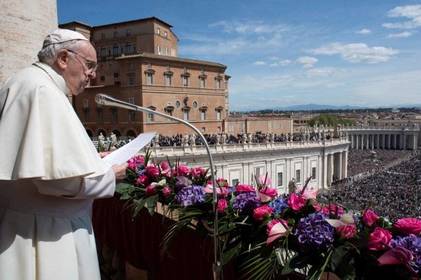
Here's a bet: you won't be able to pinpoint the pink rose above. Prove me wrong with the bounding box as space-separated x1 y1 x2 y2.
236 184 255 193
177 165 190 176
162 186 172 198
368 227 392 251
159 161 171 176
145 184 157 196
363 209 380 227
217 199 228 213
288 193 306 211
136 174 149 186
253 205 273 221
260 188 278 198
191 167 207 178
337 224 357 239
127 155 145 170
394 218 421 235
145 165 160 178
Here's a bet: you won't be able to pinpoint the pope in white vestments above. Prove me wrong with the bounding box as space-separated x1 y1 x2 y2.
0 29 127 279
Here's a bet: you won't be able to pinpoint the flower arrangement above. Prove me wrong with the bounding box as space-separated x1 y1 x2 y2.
116 152 421 280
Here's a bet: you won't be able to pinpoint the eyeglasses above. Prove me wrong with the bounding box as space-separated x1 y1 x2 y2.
65 49 97 73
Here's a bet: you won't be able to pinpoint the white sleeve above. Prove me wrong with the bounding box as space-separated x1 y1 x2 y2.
33 168 116 199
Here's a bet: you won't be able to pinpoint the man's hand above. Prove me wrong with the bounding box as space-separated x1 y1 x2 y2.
99 151 111 158
112 163 128 180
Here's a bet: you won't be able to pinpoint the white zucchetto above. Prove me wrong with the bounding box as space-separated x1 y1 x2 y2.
42 29 88 48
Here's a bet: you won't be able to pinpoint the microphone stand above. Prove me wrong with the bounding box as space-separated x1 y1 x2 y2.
95 94 222 280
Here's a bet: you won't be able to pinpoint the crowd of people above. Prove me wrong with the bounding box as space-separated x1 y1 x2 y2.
155 131 334 147
324 151 421 221
347 149 415 177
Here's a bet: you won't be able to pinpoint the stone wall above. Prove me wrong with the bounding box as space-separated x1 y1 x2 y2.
0 0 57 85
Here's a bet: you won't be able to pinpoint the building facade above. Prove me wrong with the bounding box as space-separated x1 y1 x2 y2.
60 17 229 137
151 137 349 191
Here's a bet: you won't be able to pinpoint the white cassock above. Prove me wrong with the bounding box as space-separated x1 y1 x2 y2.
0 62 116 280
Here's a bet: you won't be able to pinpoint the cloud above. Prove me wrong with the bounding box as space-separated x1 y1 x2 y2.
311 43 398 64
383 4 421 29
356 28 371 34
266 59 292 67
253 61 266 65
388 31 412 38
209 20 289 34
296 56 318 68
306 67 337 77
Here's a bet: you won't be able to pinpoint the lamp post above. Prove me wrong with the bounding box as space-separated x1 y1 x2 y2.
95 94 222 279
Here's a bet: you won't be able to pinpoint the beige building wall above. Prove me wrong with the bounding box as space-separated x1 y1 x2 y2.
0 0 57 84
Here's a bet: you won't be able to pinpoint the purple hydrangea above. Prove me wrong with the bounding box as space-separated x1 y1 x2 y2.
175 185 205 206
294 213 334 250
232 192 261 213
269 197 288 215
391 234 421 273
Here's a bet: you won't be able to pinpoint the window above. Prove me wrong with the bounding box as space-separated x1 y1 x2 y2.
215 79 221 89
128 111 136 122
192 101 198 108
127 73 135 85
156 28 160 35
216 111 221 120
164 73 172 86
146 72 153 85
312 167 317 180
157 45 161 55
183 110 189 120
277 172 283 187
113 72 119 78
176 101 181 108
200 110 206 121
113 31 118 38
232 178 239 186
111 108 118 123
147 112 154 122
126 29 131 37
101 33 105 39
295 169 301 183
164 31 168 38
182 76 189 87
113 45 119 56
200 77 206 88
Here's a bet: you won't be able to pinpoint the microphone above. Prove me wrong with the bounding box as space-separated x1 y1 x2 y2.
95 93 222 279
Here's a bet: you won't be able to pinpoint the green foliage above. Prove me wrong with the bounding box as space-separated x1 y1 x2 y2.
308 114 355 127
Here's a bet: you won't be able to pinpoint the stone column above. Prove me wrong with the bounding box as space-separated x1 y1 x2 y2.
387 134 391 149
413 134 418 150
322 153 328 189
338 152 343 180
342 150 348 178
0 0 58 85
376 134 380 149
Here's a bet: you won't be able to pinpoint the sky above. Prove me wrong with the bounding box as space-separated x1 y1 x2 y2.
58 0 421 111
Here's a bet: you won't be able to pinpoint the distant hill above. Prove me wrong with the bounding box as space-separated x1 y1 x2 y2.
276 104 364 111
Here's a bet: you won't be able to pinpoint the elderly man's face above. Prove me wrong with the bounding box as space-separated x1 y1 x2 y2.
62 41 97 96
